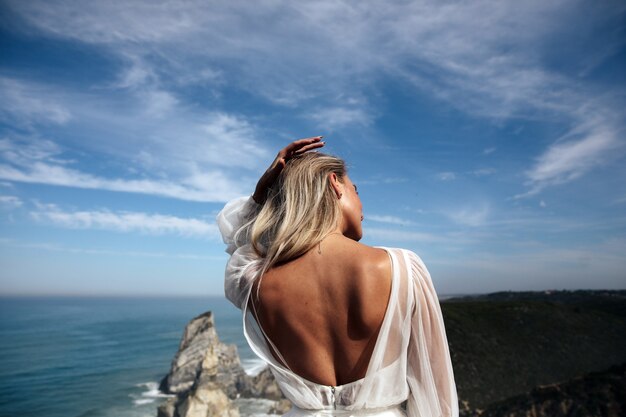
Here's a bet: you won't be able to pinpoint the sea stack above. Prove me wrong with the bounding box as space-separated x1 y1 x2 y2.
157 310 289 417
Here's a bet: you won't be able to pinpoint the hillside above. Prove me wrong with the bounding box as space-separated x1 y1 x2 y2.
472 361 625 417
441 290 626 412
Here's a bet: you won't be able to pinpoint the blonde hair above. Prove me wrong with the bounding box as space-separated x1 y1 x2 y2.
247 152 346 281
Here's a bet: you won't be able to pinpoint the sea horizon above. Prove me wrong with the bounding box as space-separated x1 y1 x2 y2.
0 287 618 300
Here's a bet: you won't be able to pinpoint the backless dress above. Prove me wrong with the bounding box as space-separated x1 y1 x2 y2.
217 196 459 417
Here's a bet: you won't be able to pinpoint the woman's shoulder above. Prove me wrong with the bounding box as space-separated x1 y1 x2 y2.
367 246 429 279
341 240 391 271
342 242 423 266
366 245 421 262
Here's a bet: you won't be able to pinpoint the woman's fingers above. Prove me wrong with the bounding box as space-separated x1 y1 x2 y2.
293 141 325 154
282 136 323 155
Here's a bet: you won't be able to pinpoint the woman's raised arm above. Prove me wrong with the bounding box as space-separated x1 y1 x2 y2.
252 136 324 204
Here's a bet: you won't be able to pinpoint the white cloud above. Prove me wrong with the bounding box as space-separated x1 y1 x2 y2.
471 168 496 177
0 135 65 165
141 89 178 117
0 68 271 197
0 195 23 209
30 204 219 238
528 132 616 184
7 0 621 124
0 159 244 203
0 238 222 259
3 0 624 200
515 114 623 198
357 177 408 185
437 172 456 181
0 110 263 202
366 214 414 226
445 203 490 227
366 227 448 243
109 55 156 89
308 107 372 129
0 77 71 125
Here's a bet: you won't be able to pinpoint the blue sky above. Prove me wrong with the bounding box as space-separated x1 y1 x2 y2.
0 1 625 297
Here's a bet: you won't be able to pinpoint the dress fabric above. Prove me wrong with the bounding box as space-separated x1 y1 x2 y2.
217 196 459 417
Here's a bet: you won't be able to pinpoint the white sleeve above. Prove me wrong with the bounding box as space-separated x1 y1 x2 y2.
216 195 262 309
406 251 459 417
216 195 260 255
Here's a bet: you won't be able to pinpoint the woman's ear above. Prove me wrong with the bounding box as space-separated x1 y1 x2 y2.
328 172 343 199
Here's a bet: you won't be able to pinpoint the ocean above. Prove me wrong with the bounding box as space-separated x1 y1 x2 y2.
0 295 265 417
0 293 463 417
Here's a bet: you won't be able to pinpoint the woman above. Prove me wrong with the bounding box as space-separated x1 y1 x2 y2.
217 137 458 417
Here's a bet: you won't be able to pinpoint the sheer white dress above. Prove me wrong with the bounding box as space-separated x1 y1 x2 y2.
217 196 459 417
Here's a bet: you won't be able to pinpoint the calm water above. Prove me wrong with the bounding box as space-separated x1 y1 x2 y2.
0 296 262 417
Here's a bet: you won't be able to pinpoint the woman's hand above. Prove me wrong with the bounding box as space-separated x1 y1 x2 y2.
252 136 325 204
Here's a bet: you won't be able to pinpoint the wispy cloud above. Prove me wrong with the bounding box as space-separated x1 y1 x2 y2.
357 177 408 185
30 203 219 238
8 1 622 126
0 76 271 202
444 203 491 227
437 172 456 181
515 113 623 198
470 168 496 177
4 1 624 201
0 237 222 260
366 227 449 243
0 77 71 126
0 195 23 210
308 106 372 129
0 136 246 202
366 214 414 226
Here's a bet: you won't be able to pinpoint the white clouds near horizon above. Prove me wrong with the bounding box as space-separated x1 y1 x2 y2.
30 203 219 238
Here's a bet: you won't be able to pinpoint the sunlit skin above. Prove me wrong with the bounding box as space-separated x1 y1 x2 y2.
250 137 392 387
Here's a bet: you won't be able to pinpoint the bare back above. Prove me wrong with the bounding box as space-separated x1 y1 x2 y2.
250 236 392 387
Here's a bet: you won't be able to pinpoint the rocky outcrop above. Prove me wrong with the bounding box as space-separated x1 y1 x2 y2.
243 367 283 400
157 311 290 417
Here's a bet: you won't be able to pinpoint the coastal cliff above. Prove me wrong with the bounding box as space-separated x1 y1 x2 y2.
467 362 625 417
444 289 626 412
157 290 626 417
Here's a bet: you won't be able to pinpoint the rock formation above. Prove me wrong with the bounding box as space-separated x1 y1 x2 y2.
157 311 289 417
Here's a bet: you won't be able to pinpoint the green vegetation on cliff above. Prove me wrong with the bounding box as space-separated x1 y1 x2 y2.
441 290 626 412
